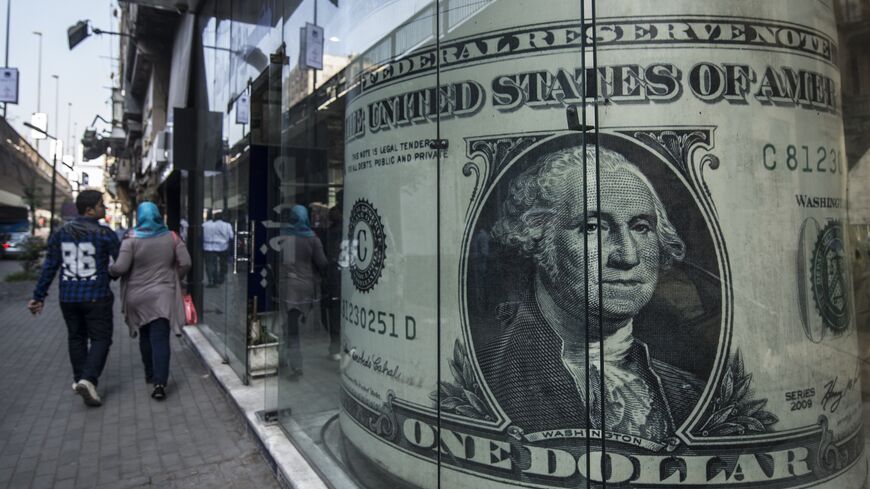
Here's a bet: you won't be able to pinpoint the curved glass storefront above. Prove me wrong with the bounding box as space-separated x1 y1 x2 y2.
187 0 870 487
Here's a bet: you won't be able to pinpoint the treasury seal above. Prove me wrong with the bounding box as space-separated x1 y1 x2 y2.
348 199 387 293
811 221 850 334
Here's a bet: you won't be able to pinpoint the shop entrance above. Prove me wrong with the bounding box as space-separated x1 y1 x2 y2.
199 58 344 387
200 140 250 384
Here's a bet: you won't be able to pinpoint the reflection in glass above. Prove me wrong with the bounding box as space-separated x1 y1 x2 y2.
273 205 328 376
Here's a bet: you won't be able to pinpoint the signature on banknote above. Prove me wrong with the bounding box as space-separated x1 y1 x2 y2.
821 368 860 413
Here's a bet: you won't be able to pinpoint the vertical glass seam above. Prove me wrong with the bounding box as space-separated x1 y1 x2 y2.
590 1 606 485
435 2 443 488
580 2 591 488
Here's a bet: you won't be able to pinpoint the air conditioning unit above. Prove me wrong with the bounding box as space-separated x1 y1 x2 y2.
156 129 171 164
115 158 132 182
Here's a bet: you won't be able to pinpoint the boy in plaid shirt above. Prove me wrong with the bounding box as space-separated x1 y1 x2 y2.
28 190 120 407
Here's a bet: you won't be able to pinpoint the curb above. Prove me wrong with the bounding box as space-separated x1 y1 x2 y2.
181 325 328 489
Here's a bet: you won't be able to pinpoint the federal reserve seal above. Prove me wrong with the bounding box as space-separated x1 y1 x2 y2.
810 221 850 334
348 199 387 293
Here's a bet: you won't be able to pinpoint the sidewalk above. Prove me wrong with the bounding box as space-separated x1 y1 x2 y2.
0 261 281 489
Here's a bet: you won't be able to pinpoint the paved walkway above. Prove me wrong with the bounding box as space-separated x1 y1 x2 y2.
0 260 281 489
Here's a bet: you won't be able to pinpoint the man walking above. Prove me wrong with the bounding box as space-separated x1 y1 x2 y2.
202 210 233 286
27 190 120 407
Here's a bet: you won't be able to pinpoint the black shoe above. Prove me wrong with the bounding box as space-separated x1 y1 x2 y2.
151 385 166 400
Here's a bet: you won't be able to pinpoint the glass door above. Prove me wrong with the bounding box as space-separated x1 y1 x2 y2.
225 143 251 384
273 0 364 474
249 60 283 412
198 1 233 370
200 169 229 362
270 1 443 488
199 132 250 387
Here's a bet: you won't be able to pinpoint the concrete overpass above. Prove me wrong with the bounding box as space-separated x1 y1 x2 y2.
0 117 73 212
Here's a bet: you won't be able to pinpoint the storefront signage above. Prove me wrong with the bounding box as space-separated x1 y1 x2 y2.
0 68 18 104
236 92 250 125
341 2 865 488
301 23 324 70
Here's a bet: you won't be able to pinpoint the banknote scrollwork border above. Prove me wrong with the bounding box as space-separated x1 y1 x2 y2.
463 135 551 218
628 129 721 216
815 415 865 477
694 350 779 437
342 387 400 443
430 339 498 422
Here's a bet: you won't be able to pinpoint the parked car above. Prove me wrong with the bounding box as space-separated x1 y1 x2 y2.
2 230 30 259
0 206 30 259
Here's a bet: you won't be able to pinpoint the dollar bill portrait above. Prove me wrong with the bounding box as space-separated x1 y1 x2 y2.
475 143 707 444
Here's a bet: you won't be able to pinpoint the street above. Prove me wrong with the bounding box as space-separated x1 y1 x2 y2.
0 260 280 489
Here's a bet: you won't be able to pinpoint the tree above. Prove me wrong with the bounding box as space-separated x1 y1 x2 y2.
17 173 44 237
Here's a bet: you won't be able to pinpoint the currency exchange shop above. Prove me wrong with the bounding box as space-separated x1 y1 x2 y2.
171 1 870 487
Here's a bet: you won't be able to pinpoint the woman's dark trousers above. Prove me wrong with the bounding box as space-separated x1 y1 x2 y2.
139 318 171 385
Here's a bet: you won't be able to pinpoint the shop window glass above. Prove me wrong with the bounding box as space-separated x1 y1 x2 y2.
189 0 870 487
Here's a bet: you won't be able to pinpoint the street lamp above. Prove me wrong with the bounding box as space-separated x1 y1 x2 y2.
23 121 73 236
67 21 88 50
68 20 136 50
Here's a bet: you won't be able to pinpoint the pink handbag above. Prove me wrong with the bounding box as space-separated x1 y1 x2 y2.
171 231 197 326
183 293 198 325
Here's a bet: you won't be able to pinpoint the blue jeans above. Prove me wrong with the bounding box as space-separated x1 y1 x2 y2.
139 318 171 386
60 297 114 386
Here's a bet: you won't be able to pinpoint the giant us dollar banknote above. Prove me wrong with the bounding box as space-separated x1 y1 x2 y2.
339 0 867 487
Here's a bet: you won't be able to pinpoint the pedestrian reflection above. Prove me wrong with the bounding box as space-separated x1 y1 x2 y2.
203 210 234 288
324 205 344 361
272 205 328 377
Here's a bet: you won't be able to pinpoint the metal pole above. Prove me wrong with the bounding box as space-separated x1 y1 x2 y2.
312 0 318 147
66 102 71 156
33 32 41 112
33 31 42 153
2 0 10 117
49 151 57 235
313 0 318 89
52 74 59 157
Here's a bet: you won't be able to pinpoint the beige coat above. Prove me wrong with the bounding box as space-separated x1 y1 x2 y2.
109 232 192 337
274 234 327 313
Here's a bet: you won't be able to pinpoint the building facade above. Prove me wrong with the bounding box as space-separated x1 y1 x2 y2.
110 1 870 487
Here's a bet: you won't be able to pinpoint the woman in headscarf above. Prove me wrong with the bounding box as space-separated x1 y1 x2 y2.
110 202 191 400
271 204 328 376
